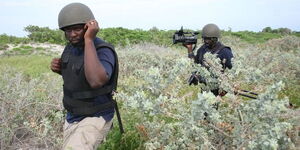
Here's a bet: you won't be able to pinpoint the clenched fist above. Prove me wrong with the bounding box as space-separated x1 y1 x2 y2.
50 58 62 74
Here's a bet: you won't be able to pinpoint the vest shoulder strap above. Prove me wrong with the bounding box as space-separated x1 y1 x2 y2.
95 43 115 51
95 42 119 91
212 44 231 54
61 44 72 64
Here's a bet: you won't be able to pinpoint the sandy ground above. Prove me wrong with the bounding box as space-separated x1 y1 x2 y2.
0 43 64 55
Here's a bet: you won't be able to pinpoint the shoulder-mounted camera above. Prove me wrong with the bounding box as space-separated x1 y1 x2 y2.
173 26 199 44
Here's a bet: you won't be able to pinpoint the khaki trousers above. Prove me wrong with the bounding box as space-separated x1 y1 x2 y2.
63 117 113 150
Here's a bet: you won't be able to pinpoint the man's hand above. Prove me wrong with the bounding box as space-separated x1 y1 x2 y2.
83 19 108 88
182 43 193 51
219 90 227 97
84 20 99 41
50 58 62 74
183 43 195 58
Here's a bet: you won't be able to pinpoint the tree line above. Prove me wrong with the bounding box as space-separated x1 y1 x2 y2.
0 25 299 47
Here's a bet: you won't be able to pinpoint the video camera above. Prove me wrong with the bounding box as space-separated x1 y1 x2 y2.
173 27 199 44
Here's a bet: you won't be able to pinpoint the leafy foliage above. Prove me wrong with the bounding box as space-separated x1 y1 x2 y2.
99 27 150 47
262 27 292 35
0 34 29 44
115 46 299 149
0 34 29 51
226 31 282 44
3 25 299 47
0 26 299 149
24 25 66 44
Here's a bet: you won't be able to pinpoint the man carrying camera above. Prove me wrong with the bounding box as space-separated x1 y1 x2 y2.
183 23 233 96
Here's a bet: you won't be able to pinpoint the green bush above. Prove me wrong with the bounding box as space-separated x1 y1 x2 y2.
1 40 300 149
0 34 29 44
262 27 292 35
98 27 174 47
2 25 296 47
24 25 65 44
229 31 282 43
98 27 150 46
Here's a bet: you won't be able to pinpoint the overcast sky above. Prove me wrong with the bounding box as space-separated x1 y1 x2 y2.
0 0 299 37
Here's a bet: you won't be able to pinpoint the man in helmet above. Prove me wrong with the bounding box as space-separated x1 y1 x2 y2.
183 23 233 96
185 23 233 69
50 3 118 150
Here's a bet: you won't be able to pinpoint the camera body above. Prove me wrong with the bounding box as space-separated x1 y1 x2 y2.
173 27 199 44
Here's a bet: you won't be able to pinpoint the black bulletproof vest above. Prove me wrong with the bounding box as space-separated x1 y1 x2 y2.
196 42 231 68
61 42 118 116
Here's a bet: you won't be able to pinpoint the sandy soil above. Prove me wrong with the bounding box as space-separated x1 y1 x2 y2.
0 43 64 55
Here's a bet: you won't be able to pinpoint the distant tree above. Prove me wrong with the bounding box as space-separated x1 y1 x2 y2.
149 26 159 32
0 34 29 44
24 25 65 44
278 28 292 35
228 27 232 32
262 27 292 35
262 27 272 33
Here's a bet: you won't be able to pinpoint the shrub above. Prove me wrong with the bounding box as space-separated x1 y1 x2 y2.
24 25 65 44
0 34 29 44
0 68 64 150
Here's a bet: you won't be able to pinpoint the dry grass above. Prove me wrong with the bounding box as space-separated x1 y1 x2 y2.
0 69 64 150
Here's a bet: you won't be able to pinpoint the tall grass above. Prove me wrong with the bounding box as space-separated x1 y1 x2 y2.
0 55 54 78
0 68 64 149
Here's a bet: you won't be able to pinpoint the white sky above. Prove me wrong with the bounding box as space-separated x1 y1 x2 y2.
0 0 299 37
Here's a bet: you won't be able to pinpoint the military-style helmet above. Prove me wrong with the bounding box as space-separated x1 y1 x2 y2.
201 23 221 38
58 3 95 30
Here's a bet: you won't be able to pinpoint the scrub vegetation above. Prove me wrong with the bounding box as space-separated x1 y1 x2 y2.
0 26 299 150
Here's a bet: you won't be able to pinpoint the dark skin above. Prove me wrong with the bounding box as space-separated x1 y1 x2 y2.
50 20 109 88
183 37 227 96
183 37 217 59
